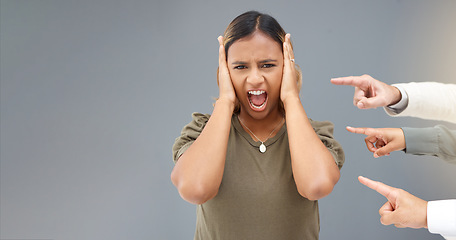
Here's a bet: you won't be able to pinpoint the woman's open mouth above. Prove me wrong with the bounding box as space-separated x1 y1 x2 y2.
248 90 268 111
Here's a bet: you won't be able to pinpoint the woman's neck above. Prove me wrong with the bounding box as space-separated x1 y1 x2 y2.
237 108 284 141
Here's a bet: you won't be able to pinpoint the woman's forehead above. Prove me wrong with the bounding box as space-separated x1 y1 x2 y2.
227 32 282 61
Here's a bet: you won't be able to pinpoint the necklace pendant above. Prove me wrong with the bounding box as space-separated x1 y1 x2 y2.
259 143 266 153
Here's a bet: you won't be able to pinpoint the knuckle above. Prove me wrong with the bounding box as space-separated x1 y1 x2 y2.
380 216 391 226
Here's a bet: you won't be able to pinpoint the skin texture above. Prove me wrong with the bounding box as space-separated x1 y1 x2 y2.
330 74 401 109
359 176 428 229
346 126 406 158
171 32 340 204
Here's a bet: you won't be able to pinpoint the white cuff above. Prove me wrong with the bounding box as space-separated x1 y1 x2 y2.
384 84 409 115
428 200 456 237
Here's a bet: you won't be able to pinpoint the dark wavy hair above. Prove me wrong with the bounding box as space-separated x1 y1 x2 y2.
223 11 286 56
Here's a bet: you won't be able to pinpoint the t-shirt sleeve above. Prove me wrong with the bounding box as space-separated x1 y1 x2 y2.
309 119 345 169
172 112 211 164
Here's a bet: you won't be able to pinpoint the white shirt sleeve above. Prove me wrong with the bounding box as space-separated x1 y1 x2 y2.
384 84 409 114
428 200 456 238
383 82 456 124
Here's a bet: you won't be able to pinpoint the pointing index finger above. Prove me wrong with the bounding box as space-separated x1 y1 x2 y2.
358 176 396 202
331 76 365 88
346 126 376 136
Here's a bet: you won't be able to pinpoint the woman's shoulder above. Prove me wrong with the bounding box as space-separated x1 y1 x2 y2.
191 112 211 120
189 112 211 126
308 118 335 132
179 112 212 134
172 112 211 163
308 118 345 169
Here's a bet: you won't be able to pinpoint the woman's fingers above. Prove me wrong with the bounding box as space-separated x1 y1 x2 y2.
285 33 294 61
283 34 291 68
281 33 299 103
218 36 228 75
217 36 236 105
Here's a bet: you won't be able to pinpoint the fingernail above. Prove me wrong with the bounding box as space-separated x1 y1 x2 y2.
357 102 364 109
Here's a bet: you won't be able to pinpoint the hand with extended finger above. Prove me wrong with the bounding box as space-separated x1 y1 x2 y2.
331 74 401 109
280 33 300 104
346 127 405 158
358 176 428 229
217 36 237 108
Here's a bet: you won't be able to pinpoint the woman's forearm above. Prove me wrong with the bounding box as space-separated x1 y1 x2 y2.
171 99 234 204
284 97 340 200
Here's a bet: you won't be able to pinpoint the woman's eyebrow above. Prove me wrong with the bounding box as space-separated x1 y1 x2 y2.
231 61 248 65
259 59 277 63
231 59 277 65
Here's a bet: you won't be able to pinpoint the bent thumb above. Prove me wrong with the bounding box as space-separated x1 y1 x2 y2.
358 96 383 109
380 211 397 226
374 144 396 158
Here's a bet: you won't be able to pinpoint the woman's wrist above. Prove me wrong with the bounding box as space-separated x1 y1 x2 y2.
215 98 236 112
282 95 301 109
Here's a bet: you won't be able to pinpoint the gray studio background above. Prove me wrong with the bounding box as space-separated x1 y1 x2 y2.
1 0 455 239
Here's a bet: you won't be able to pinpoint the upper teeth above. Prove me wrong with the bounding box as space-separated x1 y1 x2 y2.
249 90 265 95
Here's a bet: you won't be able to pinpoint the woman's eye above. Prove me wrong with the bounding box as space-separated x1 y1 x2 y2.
234 65 247 70
262 64 275 68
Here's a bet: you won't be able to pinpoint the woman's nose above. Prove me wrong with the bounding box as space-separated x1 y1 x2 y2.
246 68 264 85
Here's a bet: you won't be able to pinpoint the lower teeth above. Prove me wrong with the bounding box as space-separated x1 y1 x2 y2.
250 100 266 109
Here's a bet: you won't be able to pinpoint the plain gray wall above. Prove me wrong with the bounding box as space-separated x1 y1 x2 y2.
1 0 455 239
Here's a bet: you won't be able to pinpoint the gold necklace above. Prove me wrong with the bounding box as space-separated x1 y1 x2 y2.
237 115 284 153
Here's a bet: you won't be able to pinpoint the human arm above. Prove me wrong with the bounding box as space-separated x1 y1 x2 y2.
360 176 456 238
282 34 341 200
346 126 405 158
358 176 428 229
331 75 456 123
386 82 456 124
347 125 456 163
428 200 456 237
170 37 236 205
330 74 402 109
402 125 456 164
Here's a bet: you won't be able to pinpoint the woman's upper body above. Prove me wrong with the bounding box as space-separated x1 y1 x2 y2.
171 11 344 239
171 11 342 206
172 113 344 240
170 10 344 239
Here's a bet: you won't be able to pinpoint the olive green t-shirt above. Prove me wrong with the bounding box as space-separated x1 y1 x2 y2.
172 113 345 240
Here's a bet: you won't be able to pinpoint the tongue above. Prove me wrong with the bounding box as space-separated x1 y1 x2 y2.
250 93 266 106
